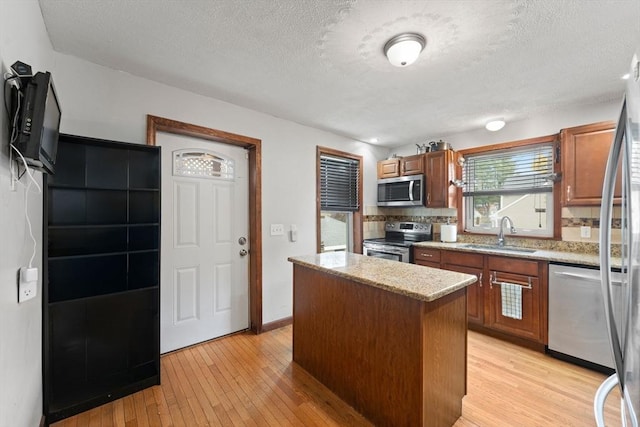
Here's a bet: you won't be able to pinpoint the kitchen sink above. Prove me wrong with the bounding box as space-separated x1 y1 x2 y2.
461 244 538 253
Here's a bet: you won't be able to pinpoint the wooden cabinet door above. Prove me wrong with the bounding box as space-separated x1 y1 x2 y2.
561 121 620 205
486 256 544 343
425 151 457 208
400 154 424 175
377 159 400 178
442 251 484 325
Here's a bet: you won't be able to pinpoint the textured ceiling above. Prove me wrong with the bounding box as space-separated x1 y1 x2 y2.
38 0 640 147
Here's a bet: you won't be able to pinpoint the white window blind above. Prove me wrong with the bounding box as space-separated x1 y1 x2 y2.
320 155 360 211
463 144 555 196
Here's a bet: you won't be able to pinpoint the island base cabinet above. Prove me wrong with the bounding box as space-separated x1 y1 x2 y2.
292 264 467 427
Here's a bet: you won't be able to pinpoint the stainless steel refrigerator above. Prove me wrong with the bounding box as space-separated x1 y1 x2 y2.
596 52 640 427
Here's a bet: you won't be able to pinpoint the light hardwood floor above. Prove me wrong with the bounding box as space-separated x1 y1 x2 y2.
52 326 621 426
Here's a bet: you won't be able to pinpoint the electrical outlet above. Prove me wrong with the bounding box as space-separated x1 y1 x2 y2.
580 226 591 239
270 224 284 236
18 267 38 303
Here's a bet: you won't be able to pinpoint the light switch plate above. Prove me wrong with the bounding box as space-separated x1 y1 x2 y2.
270 224 284 236
580 226 591 239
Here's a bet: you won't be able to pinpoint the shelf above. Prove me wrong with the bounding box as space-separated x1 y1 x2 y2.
48 249 159 261
48 285 159 308
48 223 159 229
44 134 161 421
48 226 159 257
48 185 159 192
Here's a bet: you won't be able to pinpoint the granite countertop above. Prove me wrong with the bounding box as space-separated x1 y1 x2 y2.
412 241 622 268
288 252 477 302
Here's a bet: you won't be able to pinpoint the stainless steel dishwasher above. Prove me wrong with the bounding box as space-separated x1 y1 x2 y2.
548 263 620 370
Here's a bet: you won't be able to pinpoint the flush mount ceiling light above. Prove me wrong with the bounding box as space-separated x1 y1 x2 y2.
485 119 506 131
384 33 426 67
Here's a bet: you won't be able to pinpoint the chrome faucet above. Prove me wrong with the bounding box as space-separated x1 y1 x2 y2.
497 216 516 247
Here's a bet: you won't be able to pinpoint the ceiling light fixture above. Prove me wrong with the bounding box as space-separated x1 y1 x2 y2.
622 73 631 80
485 119 506 131
384 33 426 67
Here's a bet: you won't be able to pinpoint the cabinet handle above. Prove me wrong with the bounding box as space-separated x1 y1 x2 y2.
478 272 483 287
490 274 533 290
427 193 431 204
420 253 433 257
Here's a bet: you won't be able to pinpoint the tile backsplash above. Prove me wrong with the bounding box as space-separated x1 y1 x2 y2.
363 205 621 247
363 206 457 239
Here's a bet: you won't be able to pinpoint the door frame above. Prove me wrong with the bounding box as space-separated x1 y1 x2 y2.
146 115 264 334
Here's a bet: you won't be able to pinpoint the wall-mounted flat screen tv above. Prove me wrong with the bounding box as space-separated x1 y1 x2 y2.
13 71 62 174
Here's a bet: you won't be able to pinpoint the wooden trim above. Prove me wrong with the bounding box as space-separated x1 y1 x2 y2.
560 120 616 135
315 146 363 254
146 115 264 334
39 416 45 427
457 133 561 240
459 133 558 156
553 135 562 240
261 316 292 332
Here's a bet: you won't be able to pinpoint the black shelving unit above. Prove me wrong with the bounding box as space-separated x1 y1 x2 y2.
43 134 160 424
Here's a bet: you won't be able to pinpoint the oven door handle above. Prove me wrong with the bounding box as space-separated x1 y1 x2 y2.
365 247 408 255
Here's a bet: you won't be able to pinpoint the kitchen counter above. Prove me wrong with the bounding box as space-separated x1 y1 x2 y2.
413 241 621 268
289 252 475 426
288 252 476 302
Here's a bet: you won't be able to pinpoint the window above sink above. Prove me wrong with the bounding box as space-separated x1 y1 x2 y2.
459 134 559 239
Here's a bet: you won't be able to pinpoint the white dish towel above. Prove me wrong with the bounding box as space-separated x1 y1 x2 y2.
501 282 522 320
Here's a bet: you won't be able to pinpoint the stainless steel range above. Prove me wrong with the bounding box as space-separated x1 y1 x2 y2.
363 221 433 263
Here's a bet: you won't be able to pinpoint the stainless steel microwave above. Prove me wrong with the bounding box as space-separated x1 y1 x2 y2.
377 175 424 207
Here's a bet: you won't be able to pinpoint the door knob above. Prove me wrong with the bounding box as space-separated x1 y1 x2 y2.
239 249 248 257
238 237 247 245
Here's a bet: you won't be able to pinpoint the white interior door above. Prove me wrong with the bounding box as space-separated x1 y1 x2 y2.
158 133 249 353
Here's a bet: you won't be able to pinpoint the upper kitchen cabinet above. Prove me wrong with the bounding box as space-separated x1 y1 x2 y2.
561 121 621 206
425 150 458 208
377 154 424 179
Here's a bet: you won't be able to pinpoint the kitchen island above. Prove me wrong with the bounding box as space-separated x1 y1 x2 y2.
288 252 477 427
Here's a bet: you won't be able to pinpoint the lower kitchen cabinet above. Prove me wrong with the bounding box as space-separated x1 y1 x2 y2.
414 248 548 348
485 256 547 345
442 251 484 325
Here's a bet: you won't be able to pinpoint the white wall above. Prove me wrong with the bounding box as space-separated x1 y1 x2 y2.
393 99 621 155
1 4 388 425
0 2 57 426
52 55 387 323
